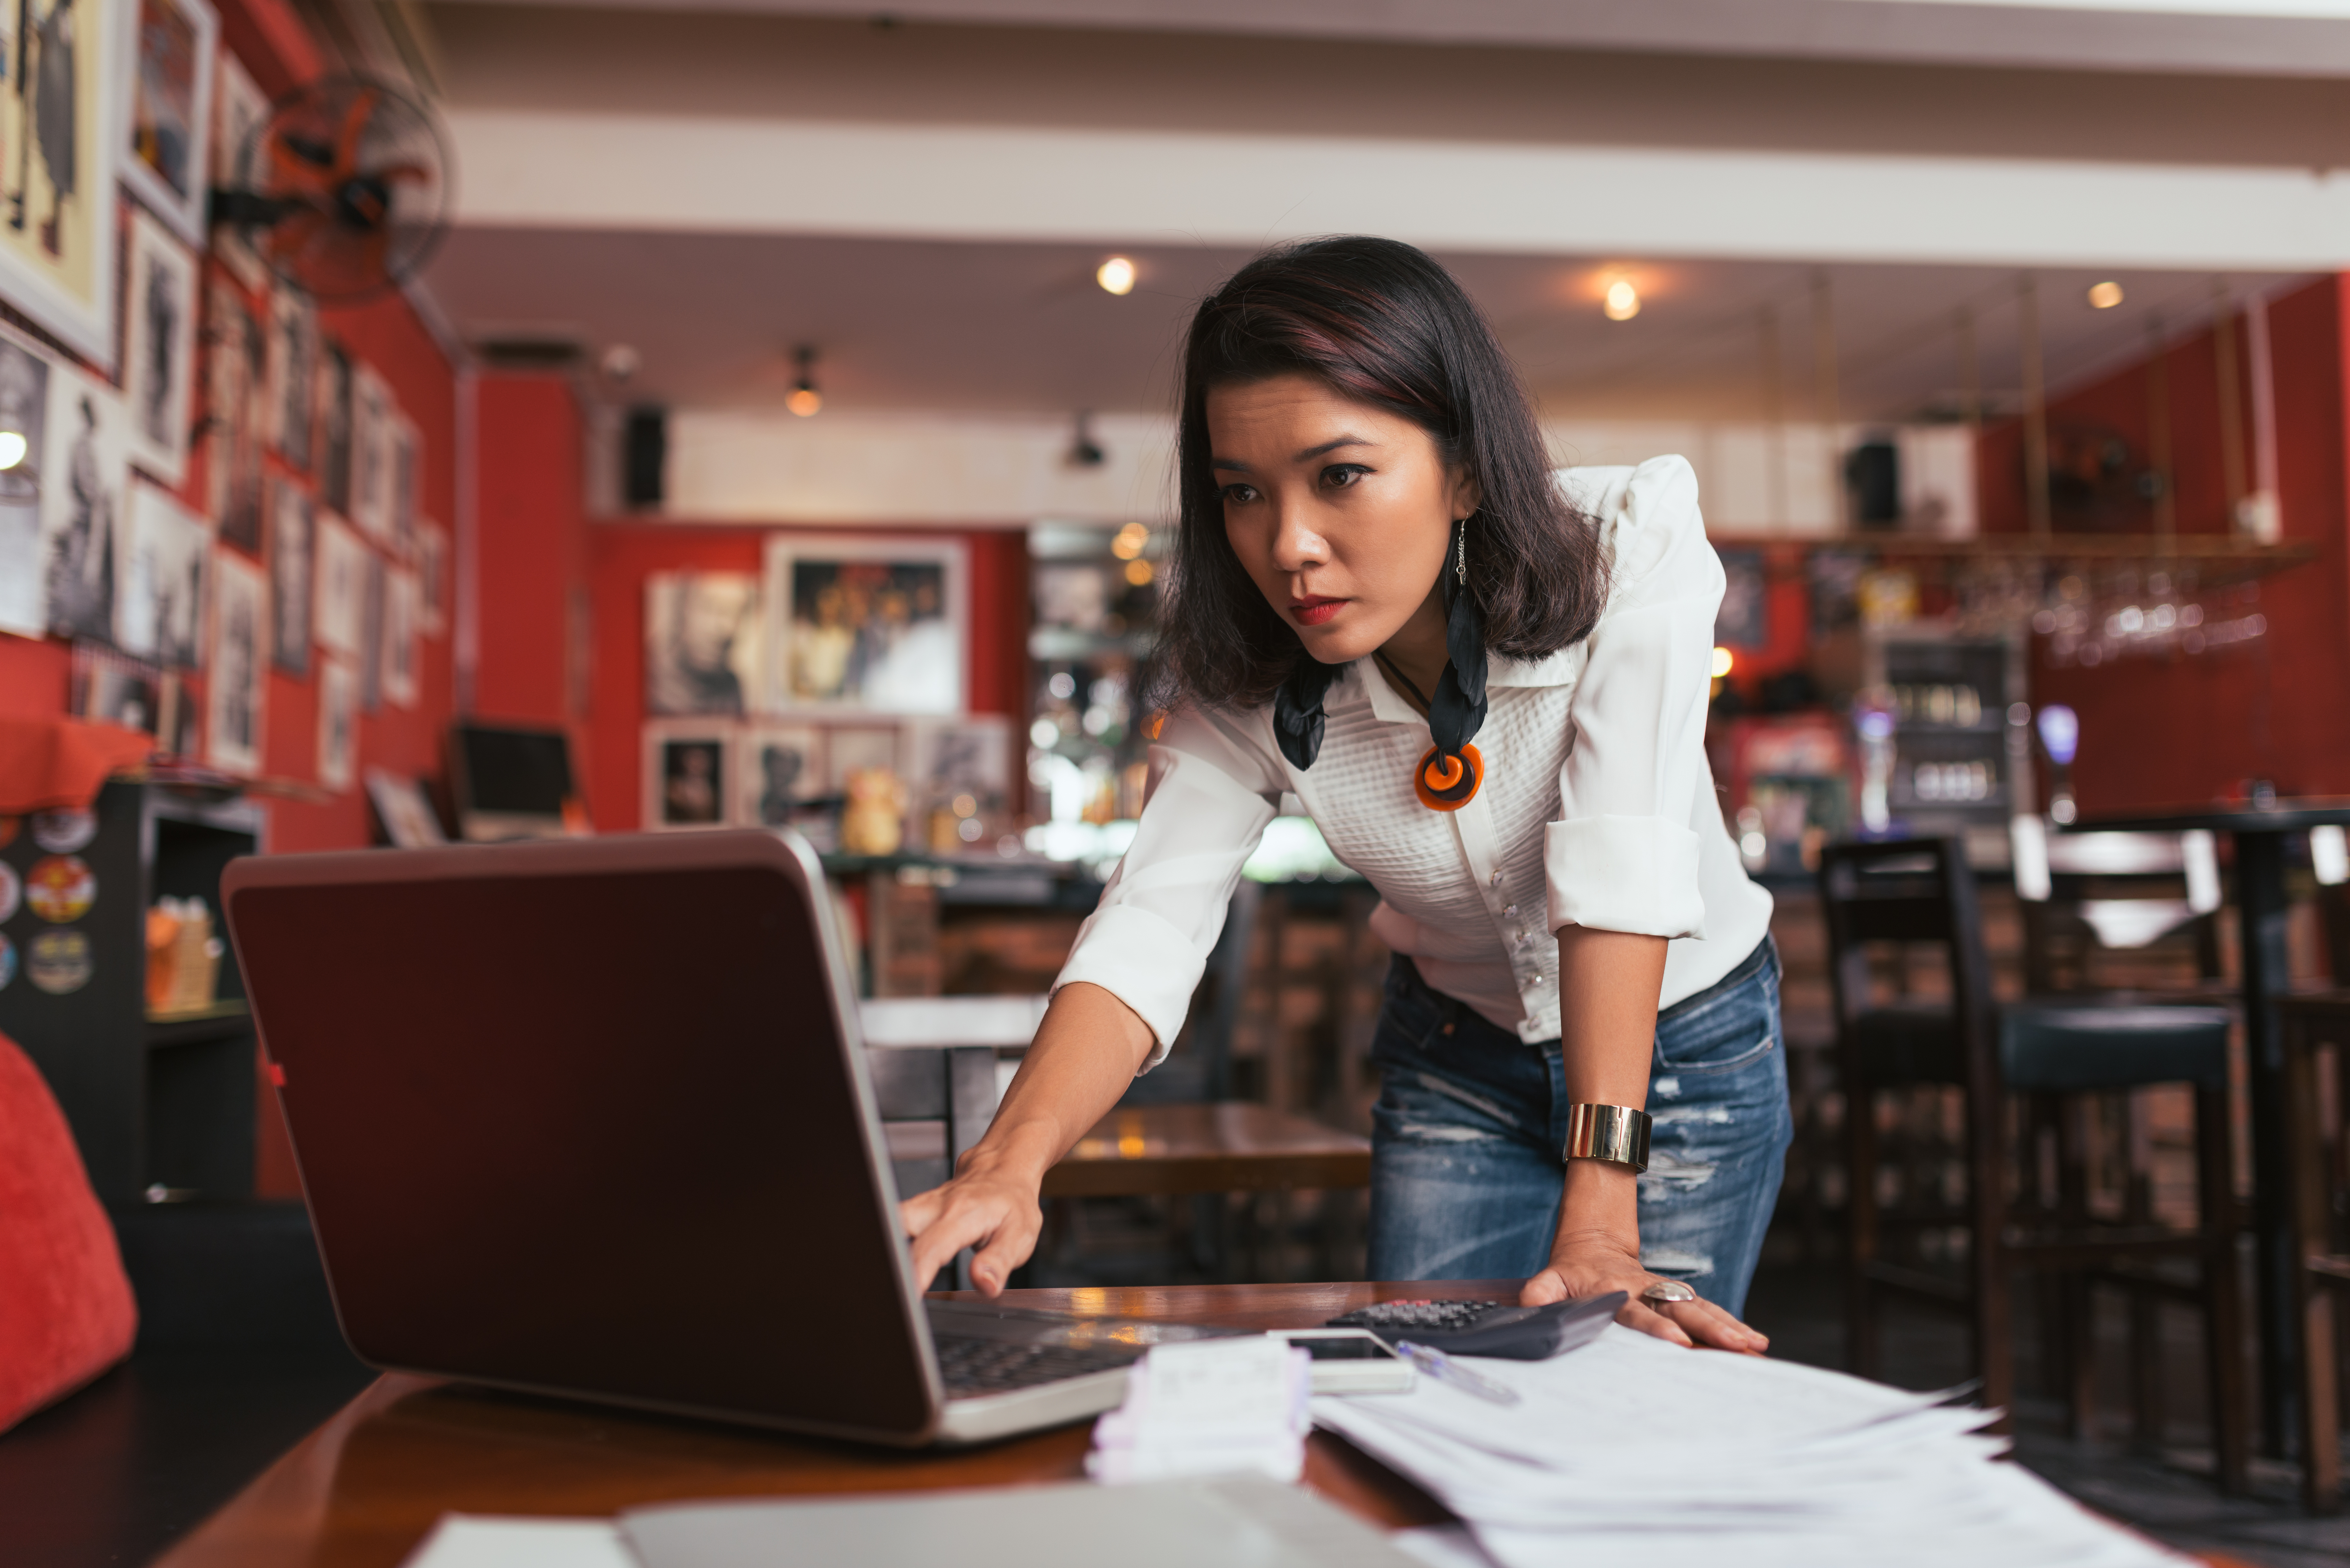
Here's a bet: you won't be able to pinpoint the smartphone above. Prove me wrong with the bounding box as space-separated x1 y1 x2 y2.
1266 1328 1416 1394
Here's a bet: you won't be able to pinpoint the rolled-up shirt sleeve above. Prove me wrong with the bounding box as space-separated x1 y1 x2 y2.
1052 709 1281 1069
1546 455 1720 941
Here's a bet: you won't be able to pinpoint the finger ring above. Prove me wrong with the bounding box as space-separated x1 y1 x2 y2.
1641 1280 1698 1305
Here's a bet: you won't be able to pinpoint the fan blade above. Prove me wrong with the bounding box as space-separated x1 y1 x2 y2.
333 87 382 181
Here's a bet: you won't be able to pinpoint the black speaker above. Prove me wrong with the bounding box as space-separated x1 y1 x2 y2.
1845 439 1899 528
624 406 666 509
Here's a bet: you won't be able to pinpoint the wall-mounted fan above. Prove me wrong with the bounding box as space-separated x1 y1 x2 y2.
210 77 452 303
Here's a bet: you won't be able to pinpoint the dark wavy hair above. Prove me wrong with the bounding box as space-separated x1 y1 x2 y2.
1145 236 1607 715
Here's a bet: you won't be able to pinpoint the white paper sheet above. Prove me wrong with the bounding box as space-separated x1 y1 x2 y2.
1311 1326 2189 1568
398 1515 637 1568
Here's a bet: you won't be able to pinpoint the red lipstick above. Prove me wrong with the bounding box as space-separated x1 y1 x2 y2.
1289 595 1345 627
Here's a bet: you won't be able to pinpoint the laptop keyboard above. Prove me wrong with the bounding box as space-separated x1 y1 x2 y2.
935 1333 1139 1397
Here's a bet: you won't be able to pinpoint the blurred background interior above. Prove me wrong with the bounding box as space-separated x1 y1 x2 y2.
5 1 2350 1563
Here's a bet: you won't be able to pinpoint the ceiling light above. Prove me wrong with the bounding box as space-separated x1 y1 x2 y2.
1111 522 1149 560
787 344 822 417
1096 257 1137 296
1710 645 1734 678
2087 281 2125 310
1603 279 1641 321
0 430 27 469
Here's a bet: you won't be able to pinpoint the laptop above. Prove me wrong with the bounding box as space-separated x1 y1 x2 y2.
221 829 1231 1446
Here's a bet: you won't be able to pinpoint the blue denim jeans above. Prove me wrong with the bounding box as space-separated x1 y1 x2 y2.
1366 938 1793 1316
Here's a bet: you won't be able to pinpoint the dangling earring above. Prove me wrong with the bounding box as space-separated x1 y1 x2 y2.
1414 515 1490 811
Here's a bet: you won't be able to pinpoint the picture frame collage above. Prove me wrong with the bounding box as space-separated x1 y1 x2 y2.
0 9 451 790
641 538 995 848
643 713 1015 855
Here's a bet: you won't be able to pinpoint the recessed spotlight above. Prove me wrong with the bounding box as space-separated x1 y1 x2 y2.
2087 281 2125 310
1603 279 1641 321
1096 257 1138 296
787 344 822 417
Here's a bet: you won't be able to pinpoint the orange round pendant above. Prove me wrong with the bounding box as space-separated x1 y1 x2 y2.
1414 743 1483 812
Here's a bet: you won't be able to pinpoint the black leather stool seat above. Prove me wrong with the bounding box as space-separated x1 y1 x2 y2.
1850 1002 2232 1093
2002 1003 2231 1093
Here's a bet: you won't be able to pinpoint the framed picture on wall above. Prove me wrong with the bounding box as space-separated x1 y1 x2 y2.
736 724 822 830
0 0 135 367
266 283 317 471
390 411 420 557
122 207 197 486
316 340 353 515
40 367 130 644
206 545 266 776
0 331 52 639
207 46 268 290
382 564 418 709
206 277 266 551
762 535 967 715
645 570 759 716
313 511 365 658
269 481 312 676
116 478 207 667
316 656 356 792
349 362 394 543
642 722 735 831
124 0 219 245
416 520 448 636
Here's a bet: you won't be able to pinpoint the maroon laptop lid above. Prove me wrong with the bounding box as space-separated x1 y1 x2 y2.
221 830 943 1444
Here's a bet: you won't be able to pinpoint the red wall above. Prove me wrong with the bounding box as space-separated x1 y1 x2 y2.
584 522 1031 832
0 0 460 861
1977 277 2350 811
471 375 588 731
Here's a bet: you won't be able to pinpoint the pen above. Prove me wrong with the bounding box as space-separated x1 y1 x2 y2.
1393 1340 1521 1406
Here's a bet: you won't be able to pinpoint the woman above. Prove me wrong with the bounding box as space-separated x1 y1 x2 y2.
904 237 1789 1352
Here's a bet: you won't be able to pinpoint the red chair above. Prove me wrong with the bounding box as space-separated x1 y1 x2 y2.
0 1027 138 1434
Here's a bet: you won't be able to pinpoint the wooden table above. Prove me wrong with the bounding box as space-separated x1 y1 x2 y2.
1042 1102 1373 1198
2070 797 2350 1456
152 1281 1499 1568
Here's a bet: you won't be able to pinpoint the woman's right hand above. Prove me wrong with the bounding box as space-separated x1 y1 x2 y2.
899 1154 1046 1296
899 982 1158 1296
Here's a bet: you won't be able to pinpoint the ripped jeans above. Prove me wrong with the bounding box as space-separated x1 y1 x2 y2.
1366 939 1791 1316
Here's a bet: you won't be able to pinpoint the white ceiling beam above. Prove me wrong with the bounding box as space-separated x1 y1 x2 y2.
426 0 2350 78
446 109 2350 271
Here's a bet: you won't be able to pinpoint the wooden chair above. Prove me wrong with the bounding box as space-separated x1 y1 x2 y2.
2280 996 2350 1512
1823 836 2249 1492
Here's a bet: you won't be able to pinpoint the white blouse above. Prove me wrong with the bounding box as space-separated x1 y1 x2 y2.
1055 456 1776 1067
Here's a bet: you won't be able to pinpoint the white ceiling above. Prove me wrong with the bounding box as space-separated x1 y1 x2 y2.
423 227 2308 420
400 2 2340 420
423 0 2350 76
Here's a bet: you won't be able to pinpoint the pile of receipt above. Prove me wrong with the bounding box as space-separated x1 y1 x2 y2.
1312 1325 2188 1568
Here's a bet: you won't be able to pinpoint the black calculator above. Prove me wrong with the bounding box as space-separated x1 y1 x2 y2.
1323 1292 1625 1360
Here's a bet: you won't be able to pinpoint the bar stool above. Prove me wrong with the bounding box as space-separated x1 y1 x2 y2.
2280 996 2350 1512
1823 836 2249 1492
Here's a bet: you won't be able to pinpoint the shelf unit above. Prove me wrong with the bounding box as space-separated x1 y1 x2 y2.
0 781 265 1205
1865 628 2031 861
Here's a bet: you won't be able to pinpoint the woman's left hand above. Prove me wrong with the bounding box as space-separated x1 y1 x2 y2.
1520 1232 1769 1354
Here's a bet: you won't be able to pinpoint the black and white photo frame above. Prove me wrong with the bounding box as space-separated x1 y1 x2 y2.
642 721 735 832
123 206 197 485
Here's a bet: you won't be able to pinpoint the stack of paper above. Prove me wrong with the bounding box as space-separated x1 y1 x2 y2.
1312 1326 2187 1568
1087 1337 1314 1484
